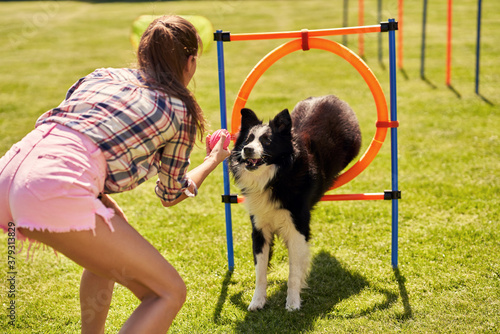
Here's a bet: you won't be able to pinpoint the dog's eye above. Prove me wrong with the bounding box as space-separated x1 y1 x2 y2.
245 134 255 144
260 136 271 146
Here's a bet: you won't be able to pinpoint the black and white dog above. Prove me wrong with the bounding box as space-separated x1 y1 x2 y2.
229 95 362 311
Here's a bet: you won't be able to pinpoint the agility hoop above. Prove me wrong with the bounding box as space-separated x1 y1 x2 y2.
231 37 392 190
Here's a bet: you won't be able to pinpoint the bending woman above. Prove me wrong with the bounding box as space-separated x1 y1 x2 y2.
0 15 229 333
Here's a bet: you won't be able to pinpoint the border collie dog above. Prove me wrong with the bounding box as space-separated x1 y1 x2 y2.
229 95 362 311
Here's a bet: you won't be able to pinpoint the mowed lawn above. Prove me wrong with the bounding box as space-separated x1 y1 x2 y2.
0 1 499 333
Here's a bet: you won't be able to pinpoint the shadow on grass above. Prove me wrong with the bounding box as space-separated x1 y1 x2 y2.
476 93 494 106
213 270 233 324
399 68 409 80
420 75 437 89
447 84 462 98
394 268 413 320
378 59 386 71
215 251 401 333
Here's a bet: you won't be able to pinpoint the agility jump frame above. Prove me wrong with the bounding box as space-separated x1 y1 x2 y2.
214 19 400 271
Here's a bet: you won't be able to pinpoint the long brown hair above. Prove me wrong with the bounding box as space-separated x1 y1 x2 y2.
137 15 207 142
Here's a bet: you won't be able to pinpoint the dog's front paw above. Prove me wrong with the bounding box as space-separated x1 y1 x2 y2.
248 293 267 311
285 293 301 311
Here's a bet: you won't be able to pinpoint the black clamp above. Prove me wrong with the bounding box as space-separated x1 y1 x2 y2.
384 190 402 200
221 194 239 204
381 21 399 32
214 31 231 42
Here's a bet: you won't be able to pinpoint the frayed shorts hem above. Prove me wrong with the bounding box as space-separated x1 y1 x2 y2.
1 198 115 242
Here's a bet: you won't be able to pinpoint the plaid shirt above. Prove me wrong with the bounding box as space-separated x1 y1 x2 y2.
36 68 195 202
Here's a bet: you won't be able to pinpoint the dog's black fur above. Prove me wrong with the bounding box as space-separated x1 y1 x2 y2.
229 95 361 311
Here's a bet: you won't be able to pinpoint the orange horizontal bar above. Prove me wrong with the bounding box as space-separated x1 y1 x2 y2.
321 193 385 201
230 25 381 42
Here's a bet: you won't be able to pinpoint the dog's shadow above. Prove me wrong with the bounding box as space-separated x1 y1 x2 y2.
213 250 402 333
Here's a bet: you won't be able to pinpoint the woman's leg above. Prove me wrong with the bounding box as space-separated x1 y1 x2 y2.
80 268 114 334
79 195 122 334
20 213 186 334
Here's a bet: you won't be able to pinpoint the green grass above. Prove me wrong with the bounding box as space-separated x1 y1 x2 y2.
1 1 499 333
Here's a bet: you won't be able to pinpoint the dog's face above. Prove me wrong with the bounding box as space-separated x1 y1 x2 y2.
230 108 294 182
239 124 271 171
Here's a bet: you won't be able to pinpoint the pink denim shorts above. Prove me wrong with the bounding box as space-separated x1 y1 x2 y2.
0 123 115 241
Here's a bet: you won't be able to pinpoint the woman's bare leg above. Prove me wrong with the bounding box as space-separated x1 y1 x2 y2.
80 269 114 334
20 213 186 334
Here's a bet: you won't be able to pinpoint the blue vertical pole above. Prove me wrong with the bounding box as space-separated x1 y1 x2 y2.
475 0 482 95
216 30 235 271
421 0 428 79
388 19 399 269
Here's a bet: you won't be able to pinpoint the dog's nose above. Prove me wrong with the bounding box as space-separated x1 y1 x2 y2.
243 147 254 157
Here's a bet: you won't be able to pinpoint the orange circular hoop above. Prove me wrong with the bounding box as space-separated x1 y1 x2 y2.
231 38 389 189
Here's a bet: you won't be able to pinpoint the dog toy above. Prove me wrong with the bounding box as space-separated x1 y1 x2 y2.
208 129 231 150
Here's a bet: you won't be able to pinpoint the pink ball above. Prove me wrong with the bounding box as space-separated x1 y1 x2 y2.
209 129 231 150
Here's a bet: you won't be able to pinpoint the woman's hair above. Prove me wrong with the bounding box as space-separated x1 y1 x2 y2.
137 15 207 142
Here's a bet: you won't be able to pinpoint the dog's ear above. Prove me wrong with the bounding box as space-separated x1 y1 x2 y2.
270 109 292 135
240 108 262 129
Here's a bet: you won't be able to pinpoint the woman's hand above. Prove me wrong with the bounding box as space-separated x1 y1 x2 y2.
205 132 231 164
161 132 231 208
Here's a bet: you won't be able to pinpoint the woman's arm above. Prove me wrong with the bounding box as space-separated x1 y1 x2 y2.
161 133 230 207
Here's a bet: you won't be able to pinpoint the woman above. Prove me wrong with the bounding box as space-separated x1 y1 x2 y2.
0 16 229 333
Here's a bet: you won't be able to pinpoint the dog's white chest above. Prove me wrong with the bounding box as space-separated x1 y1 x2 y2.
244 189 295 240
